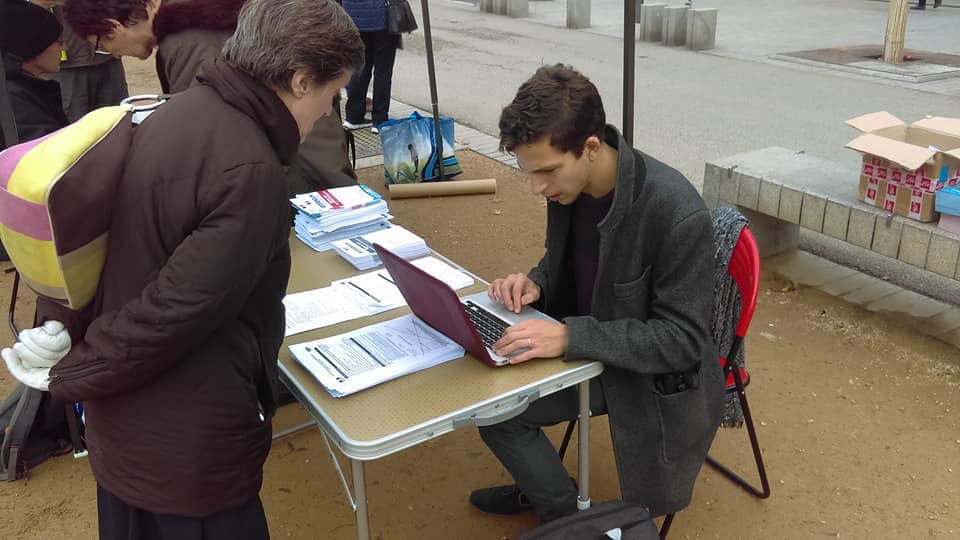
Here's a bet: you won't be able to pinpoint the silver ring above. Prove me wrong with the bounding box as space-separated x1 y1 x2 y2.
527 338 533 348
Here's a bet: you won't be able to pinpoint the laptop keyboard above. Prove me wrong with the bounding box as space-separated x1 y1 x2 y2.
463 300 510 348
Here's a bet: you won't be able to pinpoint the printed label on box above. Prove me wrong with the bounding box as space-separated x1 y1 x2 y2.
909 189 923 220
863 163 874 176
877 167 888 180
904 173 918 187
890 169 902 183
866 187 878 204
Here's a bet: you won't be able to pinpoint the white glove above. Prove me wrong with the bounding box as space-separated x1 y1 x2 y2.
2 347 51 391
14 320 71 369
0 321 71 392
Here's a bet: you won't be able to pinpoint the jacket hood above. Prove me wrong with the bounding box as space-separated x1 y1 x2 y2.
197 58 300 165
154 0 246 42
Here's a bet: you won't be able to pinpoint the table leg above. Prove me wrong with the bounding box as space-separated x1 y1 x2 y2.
576 380 591 510
351 459 370 540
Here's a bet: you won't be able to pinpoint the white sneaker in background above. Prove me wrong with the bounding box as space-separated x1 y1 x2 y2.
343 119 371 130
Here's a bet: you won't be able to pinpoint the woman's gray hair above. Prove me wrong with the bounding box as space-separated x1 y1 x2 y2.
222 0 364 91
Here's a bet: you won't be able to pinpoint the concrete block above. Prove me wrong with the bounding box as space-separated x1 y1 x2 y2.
662 6 689 47
506 0 528 18
819 272 877 298
897 224 931 269
757 181 781 217
871 217 903 259
639 4 666 42
702 169 720 208
718 167 740 204
841 278 900 306
686 8 717 51
778 187 803 225
822 200 851 241
800 193 827 232
479 0 493 13
865 289 950 320
924 308 960 336
566 0 590 29
492 0 507 15
736 173 760 211
766 250 857 288
846 207 876 249
925 230 960 279
738 207 798 256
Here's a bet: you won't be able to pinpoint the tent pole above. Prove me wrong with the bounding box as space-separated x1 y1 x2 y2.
623 0 636 146
419 0 445 179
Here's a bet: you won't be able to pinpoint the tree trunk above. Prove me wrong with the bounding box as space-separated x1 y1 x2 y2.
883 0 909 64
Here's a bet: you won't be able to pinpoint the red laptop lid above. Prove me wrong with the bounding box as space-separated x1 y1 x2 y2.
373 243 496 366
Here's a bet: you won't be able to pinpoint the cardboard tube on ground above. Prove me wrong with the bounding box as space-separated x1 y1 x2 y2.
387 178 497 199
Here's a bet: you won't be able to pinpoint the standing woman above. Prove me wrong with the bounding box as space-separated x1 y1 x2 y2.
342 0 402 133
1 1 364 538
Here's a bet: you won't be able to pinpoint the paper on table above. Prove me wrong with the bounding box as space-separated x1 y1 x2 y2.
283 256 475 336
282 286 368 336
289 314 465 397
330 256 475 314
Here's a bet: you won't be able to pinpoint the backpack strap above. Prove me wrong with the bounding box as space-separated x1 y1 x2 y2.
0 385 45 481
0 56 18 148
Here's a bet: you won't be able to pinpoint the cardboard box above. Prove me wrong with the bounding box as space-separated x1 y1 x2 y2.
847 112 960 222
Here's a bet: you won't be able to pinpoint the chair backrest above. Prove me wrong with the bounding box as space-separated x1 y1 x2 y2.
726 227 761 339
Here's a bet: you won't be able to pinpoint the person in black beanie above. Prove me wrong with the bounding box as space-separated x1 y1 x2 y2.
0 0 69 145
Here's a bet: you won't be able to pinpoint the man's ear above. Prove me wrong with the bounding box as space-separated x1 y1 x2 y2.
583 135 602 158
289 69 313 99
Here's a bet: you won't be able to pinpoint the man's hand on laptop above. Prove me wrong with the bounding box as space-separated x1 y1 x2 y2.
487 273 541 313
493 319 567 364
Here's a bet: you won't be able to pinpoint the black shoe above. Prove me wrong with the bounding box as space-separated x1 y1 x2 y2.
911 5 925 9
469 484 534 515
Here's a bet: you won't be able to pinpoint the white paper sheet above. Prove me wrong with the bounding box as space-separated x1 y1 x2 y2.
289 314 465 397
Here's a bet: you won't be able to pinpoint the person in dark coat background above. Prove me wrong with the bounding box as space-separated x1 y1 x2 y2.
64 0 360 193
0 0 68 145
342 0 402 132
1 1 364 538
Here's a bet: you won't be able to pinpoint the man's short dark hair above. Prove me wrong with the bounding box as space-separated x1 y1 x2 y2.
64 0 152 38
499 64 606 157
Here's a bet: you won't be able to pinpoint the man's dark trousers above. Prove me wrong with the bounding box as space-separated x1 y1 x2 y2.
478 377 607 522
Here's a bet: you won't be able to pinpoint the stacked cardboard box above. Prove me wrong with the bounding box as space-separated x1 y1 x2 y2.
846 112 960 223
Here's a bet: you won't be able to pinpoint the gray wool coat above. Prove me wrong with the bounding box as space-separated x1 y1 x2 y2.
527 126 725 516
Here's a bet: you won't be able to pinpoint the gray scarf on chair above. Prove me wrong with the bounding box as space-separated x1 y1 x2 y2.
711 206 749 428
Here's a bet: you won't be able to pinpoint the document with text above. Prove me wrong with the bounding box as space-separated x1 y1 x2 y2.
289 314 465 397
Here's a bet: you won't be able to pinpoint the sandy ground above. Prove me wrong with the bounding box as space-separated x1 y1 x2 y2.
0 58 958 539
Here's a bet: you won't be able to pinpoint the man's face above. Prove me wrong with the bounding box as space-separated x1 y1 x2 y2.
89 0 161 59
515 136 592 205
291 71 354 142
32 38 64 74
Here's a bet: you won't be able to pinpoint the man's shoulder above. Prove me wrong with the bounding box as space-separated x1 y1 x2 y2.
632 149 707 220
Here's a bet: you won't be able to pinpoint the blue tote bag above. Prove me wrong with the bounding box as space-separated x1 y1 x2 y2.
378 112 462 184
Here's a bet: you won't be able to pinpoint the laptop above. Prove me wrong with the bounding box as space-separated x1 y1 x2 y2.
373 243 557 367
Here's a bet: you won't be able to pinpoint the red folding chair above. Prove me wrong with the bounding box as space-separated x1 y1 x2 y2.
704 226 771 500
555 225 769 537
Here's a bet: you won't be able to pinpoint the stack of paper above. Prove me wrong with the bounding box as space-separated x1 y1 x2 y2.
291 185 392 251
289 314 465 397
331 225 429 270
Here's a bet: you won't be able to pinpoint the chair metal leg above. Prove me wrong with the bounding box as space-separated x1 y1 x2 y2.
705 377 771 499
557 419 576 461
659 513 674 539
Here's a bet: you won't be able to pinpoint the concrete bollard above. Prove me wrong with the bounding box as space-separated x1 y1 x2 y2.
566 0 590 29
506 0 528 18
686 8 718 51
479 0 493 13
639 4 666 42
662 6 688 46
491 0 507 15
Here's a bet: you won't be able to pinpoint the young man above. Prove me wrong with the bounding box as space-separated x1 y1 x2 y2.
63 0 359 191
470 64 725 523
2 1 364 537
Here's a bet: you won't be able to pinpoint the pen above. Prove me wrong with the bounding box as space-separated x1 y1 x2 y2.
378 273 395 285
348 281 381 303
